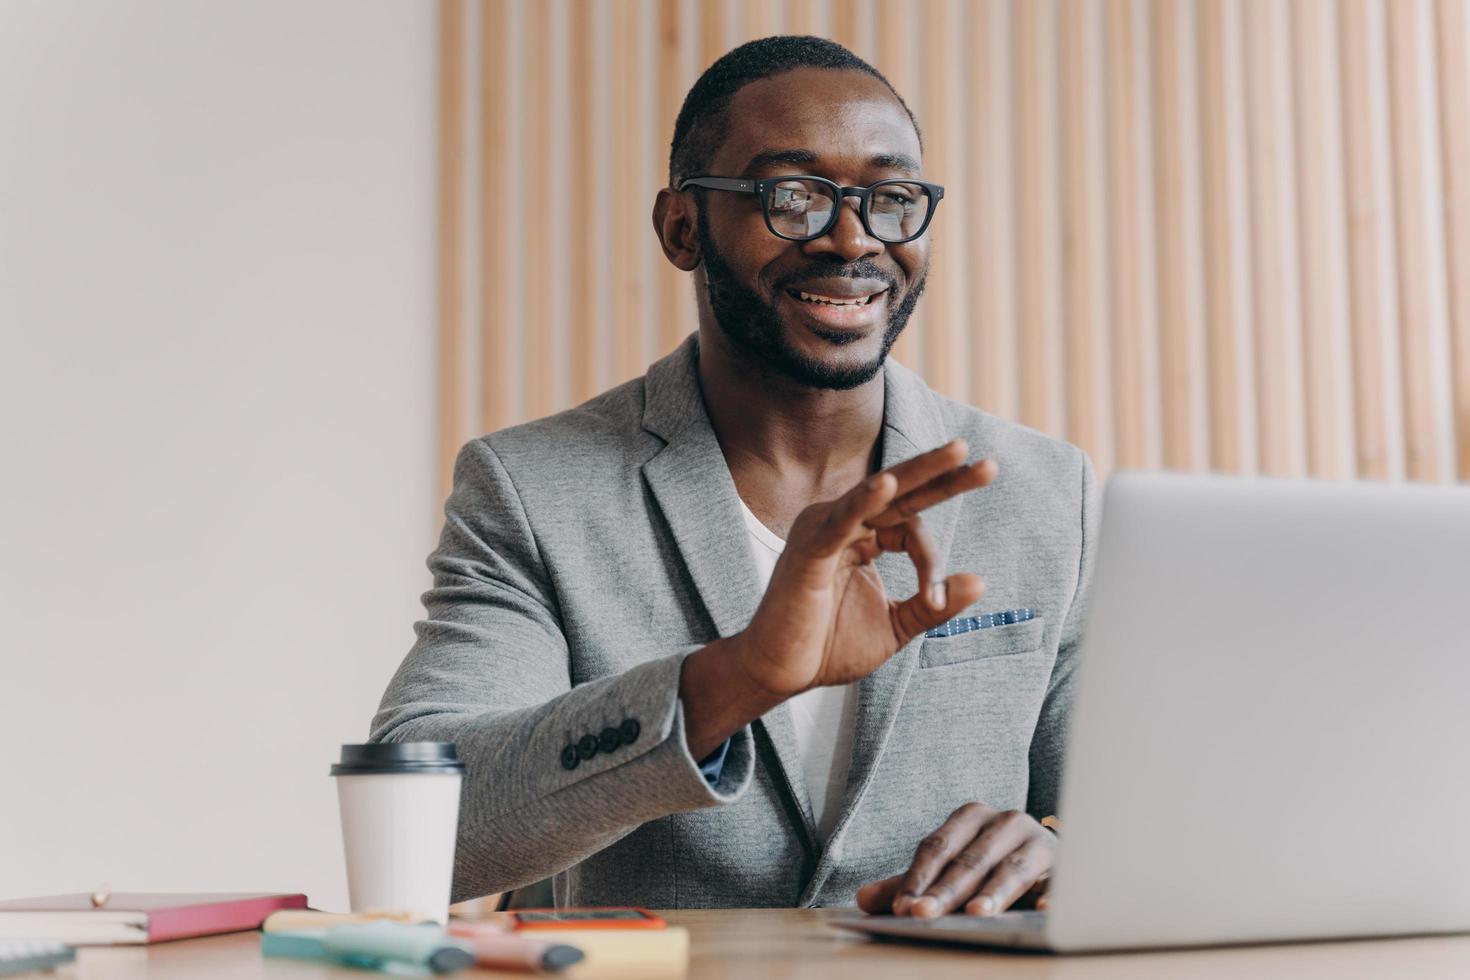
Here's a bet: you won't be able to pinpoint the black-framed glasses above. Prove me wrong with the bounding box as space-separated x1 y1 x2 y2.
677 174 945 244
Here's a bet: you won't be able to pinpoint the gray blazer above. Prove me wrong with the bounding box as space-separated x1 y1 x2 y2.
372 332 1098 909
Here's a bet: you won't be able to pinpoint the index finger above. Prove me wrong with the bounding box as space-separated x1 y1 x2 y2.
881 439 971 498
866 458 997 530
894 804 988 915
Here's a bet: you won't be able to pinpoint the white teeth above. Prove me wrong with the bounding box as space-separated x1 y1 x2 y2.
797 290 869 306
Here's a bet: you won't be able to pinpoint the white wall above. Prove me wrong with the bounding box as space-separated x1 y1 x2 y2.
0 1 437 910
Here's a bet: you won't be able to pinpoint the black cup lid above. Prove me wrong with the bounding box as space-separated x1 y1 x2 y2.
330 742 466 776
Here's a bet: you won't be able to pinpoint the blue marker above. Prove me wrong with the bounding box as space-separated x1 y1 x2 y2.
262 922 475 975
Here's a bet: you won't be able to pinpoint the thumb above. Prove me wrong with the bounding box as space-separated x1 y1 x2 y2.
856 874 905 913
891 572 985 646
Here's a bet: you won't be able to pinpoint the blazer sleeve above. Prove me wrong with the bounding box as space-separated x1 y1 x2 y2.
370 437 756 902
1026 447 1100 819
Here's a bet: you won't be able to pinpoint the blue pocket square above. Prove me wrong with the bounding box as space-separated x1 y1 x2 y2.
925 607 1035 638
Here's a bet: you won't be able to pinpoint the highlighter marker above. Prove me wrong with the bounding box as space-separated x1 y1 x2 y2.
262 922 475 974
446 922 585 973
463 933 584 972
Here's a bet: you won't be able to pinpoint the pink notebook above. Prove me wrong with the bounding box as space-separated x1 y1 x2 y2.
0 892 309 944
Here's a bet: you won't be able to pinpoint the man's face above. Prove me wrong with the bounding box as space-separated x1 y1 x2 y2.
693 68 929 391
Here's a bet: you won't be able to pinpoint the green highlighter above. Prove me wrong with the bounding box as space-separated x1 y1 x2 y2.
262 922 475 975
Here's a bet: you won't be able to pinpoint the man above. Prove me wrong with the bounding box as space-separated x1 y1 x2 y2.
373 35 1096 919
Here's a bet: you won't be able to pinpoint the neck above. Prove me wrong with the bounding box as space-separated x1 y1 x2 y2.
694 324 885 484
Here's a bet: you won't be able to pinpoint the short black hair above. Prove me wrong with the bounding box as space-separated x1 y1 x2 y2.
668 35 921 186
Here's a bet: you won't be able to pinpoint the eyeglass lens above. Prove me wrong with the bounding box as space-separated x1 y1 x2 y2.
765 179 932 242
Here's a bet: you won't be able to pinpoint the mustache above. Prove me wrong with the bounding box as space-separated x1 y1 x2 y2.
774 261 898 294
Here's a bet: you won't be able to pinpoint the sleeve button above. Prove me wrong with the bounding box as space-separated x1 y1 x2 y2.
560 744 580 770
619 718 640 745
599 726 622 753
577 733 599 760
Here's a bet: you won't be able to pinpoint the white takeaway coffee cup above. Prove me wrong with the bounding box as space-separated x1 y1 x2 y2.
331 742 466 924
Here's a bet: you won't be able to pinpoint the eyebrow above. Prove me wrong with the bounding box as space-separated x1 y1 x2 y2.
738 149 922 177
740 148 819 174
869 152 921 174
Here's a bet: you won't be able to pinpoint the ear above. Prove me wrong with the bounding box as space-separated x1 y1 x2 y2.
652 187 702 271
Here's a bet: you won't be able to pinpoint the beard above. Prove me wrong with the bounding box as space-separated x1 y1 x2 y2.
696 208 926 391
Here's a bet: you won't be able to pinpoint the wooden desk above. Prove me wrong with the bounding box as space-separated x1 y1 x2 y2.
58 908 1470 979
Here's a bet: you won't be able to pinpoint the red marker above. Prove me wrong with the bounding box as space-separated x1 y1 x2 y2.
447 920 584 973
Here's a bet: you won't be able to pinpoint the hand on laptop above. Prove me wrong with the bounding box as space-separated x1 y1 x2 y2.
855 803 1056 917
679 439 995 759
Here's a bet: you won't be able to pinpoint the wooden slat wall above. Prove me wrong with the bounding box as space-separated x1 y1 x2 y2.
1059 0 1108 466
1197 0 1245 473
1291 0 1349 479
437 0 1470 497
476 0 512 477
1339 0 1393 480
1105 0 1151 472
1386 0 1443 481
435 0 465 507
1438 0 1470 480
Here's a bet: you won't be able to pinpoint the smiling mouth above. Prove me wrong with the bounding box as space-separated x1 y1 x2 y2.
786 288 887 307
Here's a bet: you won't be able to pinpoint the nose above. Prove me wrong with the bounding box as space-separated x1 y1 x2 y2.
802 196 882 263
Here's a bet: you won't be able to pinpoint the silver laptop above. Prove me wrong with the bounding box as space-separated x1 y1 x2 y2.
839 472 1470 953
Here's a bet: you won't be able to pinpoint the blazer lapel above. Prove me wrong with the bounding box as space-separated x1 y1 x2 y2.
799 355 964 905
640 334 818 842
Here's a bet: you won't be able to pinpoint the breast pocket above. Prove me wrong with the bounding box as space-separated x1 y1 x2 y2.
919 616 1047 668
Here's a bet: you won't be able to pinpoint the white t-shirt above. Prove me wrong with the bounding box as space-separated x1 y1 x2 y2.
736 496 858 840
